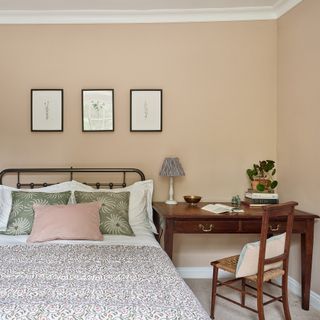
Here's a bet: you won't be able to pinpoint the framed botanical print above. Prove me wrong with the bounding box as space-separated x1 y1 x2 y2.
130 89 162 132
82 89 114 132
31 89 63 132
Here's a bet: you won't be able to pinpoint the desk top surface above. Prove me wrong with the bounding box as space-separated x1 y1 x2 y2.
152 202 319 220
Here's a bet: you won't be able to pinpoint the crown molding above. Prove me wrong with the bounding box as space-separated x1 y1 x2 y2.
0 8 276 24
273 0 303 18
0 1 303 24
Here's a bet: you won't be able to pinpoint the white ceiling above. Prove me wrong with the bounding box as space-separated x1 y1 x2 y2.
0 0 303 24
0 0 281 11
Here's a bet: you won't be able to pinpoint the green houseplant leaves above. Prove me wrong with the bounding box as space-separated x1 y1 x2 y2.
246 160 278 192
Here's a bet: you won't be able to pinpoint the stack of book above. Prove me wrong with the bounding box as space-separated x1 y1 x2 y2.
242 190 279 207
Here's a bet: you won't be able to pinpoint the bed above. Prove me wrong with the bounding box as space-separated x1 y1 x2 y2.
0 167 210 320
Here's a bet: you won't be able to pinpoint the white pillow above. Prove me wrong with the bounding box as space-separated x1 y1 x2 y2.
0 180 92 231
68 180 95 202
235 233 285 278
76 180 156 234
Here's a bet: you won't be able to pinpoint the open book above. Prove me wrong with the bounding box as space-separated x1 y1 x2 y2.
201 203 236 214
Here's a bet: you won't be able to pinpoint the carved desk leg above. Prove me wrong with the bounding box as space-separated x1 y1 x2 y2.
300 219 314 310
164 219 174 260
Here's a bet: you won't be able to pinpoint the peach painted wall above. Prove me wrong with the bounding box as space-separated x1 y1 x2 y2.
278 0 320 295
0 23 277 265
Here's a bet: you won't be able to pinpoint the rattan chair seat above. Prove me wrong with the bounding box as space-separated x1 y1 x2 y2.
212 254 285 282
212 255 239 273
245 268 285 282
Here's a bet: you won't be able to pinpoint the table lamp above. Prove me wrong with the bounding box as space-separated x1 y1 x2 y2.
159 157 185 205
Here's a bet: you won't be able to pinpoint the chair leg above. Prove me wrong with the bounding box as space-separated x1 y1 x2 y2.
282 275 292 320
210 266 219 319
241 278 246 306
257 283 265 320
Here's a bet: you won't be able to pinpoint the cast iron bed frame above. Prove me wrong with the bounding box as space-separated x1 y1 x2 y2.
0 167 145 189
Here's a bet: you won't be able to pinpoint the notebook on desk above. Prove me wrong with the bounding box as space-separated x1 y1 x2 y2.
201 203 244 214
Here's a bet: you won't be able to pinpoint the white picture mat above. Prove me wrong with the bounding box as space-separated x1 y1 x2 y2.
131 91 161 131
82 90 113 131
32 90 62 131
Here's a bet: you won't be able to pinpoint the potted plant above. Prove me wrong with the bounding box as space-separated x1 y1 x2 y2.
246 160 278 192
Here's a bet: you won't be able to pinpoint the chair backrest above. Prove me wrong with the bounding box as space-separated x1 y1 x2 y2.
257 201 298 284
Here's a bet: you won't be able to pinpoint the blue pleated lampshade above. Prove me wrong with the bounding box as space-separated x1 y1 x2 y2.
159 157 185 177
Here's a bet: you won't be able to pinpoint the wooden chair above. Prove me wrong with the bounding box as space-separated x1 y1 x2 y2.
210 201 298 320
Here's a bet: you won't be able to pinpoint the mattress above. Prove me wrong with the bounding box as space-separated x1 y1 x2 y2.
0 235 210 320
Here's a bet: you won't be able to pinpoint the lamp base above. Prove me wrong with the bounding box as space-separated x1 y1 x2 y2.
165 200 178 205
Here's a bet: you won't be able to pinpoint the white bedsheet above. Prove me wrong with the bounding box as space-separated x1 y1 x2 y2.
0 229 160 247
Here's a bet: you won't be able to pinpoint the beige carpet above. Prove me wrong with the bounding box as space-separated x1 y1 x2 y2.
185 279 320 320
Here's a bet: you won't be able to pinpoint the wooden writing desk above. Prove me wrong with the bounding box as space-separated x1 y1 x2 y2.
152 202 319 311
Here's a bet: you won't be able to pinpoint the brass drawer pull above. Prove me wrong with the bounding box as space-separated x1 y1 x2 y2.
198 224 214 232
269 224 280 232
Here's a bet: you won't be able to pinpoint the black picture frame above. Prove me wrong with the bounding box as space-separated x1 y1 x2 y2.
31 89 63 132
82 89 114 132
130 89 162 132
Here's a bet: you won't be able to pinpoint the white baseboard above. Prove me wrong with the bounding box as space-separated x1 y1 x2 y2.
177 267 213 279
177 267 320 311
281 276 320 312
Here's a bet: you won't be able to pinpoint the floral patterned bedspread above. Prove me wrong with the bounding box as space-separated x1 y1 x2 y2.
0 244 210 320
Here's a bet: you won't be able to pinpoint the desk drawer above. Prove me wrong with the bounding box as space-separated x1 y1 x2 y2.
241 221 306 233
174 220 239 233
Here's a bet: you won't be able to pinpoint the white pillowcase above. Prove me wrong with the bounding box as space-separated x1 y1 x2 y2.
235 233 285 278
0 180 92 231
76 180 156 234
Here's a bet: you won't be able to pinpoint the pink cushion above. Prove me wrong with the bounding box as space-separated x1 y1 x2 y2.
27 202 103 243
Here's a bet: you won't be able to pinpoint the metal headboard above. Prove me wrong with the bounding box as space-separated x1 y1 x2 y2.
0 167 145 189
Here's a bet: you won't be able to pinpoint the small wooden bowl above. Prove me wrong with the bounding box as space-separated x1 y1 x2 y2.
184 195 202 205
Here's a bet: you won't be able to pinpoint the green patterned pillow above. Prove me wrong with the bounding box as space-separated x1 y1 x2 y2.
5 191 71 235
74 191 134 236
